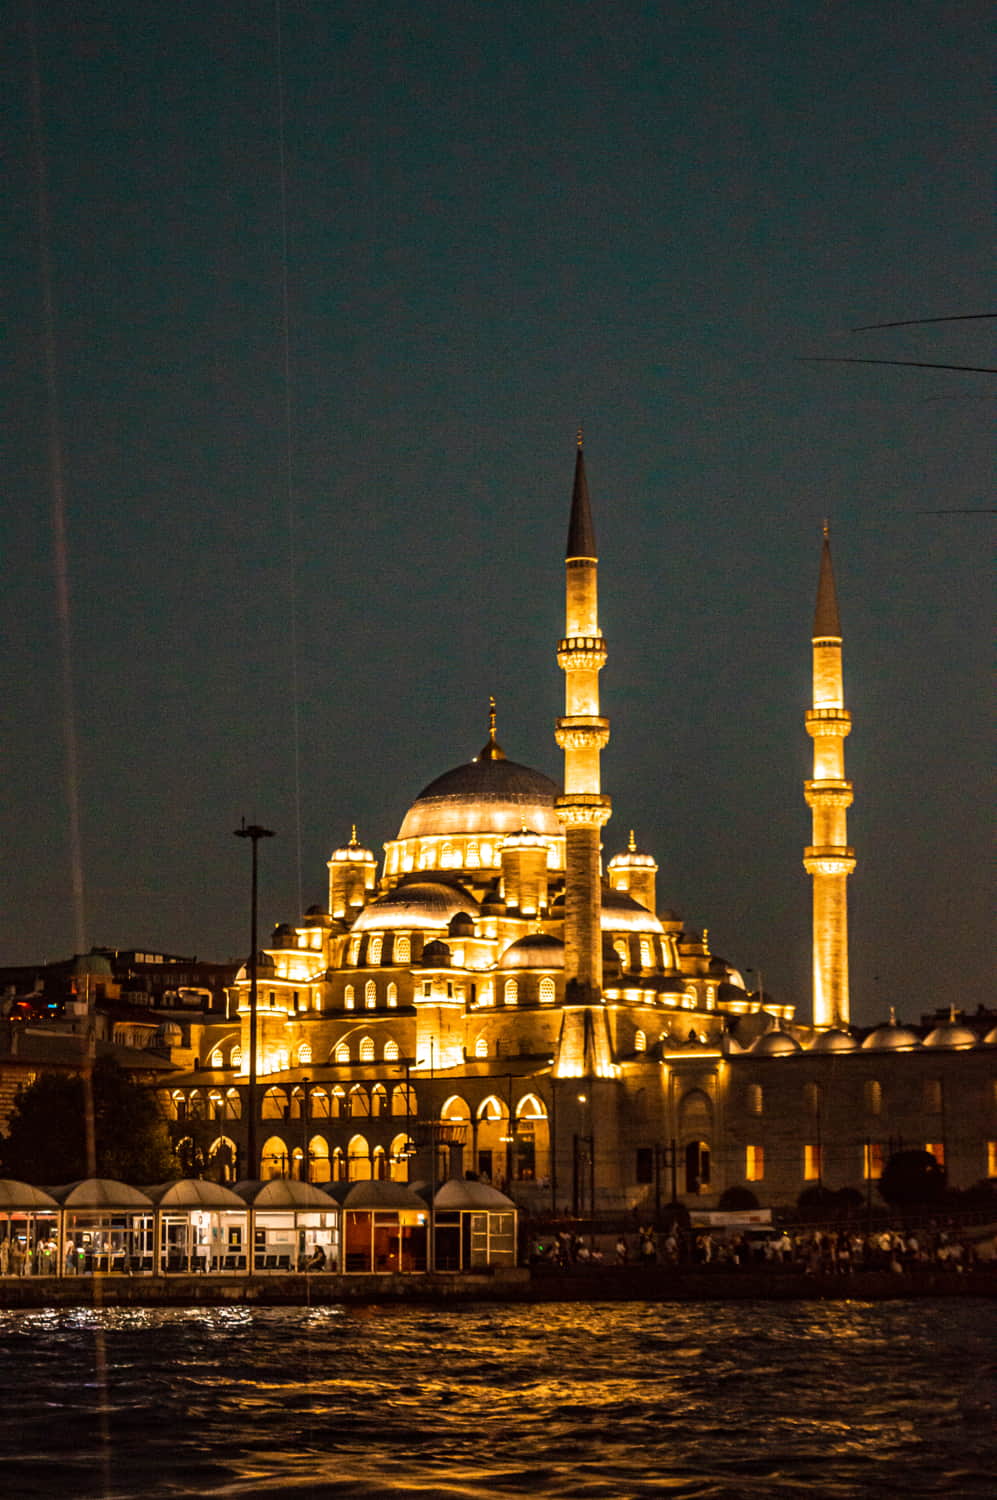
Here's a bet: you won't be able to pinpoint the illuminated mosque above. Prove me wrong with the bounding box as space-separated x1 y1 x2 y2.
163 444 996 1213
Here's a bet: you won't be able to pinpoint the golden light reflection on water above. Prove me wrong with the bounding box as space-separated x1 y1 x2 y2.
0 1302 995 1498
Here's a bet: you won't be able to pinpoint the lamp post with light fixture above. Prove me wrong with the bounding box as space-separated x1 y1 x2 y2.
234 819 275 1180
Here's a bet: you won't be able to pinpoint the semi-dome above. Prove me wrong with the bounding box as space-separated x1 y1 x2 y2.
751 1029 803 1056
350 879 479 932
397 754 562 841
498 933 565 970
601 889 664 933
922 1021 977 1050
809 1027 858 1053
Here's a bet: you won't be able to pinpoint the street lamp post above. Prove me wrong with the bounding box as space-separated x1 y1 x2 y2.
234 819 275 1180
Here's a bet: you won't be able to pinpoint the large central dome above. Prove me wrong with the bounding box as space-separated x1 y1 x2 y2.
397 754 562 840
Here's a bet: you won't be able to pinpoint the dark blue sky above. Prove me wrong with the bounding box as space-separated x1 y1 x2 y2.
5 2 992 1025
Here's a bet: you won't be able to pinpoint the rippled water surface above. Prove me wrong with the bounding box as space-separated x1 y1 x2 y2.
1 1299 995 1498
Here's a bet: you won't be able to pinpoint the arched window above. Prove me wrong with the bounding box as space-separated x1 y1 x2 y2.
349 1085 370 1117
277 1046 290 1072
387 982 398 1008
209 1048 224 1069
224 1088 241 1119
297 1042 312 1066
330 1086 346 1117
803 1081 822 1117
208 1089 225 1119
344 985 355 1010
746 1083 763 1117
864 1080 882 1115
231 1046 242 1070
475 1036 488 1058
364 980 376 1010
348 937 360 964
539 977 556 1004
332 1147 347 1182
467 841 480 868
503 978 518 1006
208 1136 236 1182
291 1147 305 1181
359 1035 375 1062
371 1083 388 1117
394 935 410 963
390 1133 412 1181
309 1135 330 1183
372 1146 388 1180
310 1088 330 1118
368 936 382 965
262 1087 287 1119
260 1136 288 1181
383 1038 399 1062
348 1134 371 1181
614 939 629 967
392 1084 417 1116
334 1040 350 1064
634 1029 647 1052
639 939 652 968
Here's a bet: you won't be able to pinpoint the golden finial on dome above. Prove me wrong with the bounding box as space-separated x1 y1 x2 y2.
489 694 497 743
628 829 636 852
576 425 583 450
478 694 506 762
350 824 357 844
822 517 830 539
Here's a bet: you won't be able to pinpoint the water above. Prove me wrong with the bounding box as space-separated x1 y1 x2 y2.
1 1300 995 1498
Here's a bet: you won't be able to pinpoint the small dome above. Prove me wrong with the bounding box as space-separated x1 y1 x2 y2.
447 911 476 937
608 831 657 870
810 1027 858 1053
350 880 479 933
601 889 664 934
235 950 277 982
500 827 546 849
984 1025 997 1046
156 1020 183 1045
498 934 565 970
330 827 375 863
420 939 452 966
751 1029 803 1056
862 1019 921 1051
922 1022 977 1050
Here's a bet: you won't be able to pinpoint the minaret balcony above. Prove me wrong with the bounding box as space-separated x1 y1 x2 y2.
805 708 851 738
555 716 610 752
555 792 612 829
803 845 856 876
557 636 608 671
804 780 853 808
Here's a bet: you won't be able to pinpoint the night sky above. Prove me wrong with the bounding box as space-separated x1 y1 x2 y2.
5 2 992 1027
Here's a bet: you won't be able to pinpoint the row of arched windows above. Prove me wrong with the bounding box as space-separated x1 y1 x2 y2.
346 935 411 967
258 1134 413 1183
344 980 399 1009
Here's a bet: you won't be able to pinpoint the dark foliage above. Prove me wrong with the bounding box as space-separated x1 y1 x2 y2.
0 1056 178 1185
878 1148 947 1208
717 1185 760 1211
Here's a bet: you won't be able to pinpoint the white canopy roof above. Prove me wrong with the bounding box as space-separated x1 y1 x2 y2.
50 1179 154 1208
0 1179 60 1209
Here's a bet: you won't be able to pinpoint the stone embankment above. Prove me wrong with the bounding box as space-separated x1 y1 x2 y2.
1 1263 995 1308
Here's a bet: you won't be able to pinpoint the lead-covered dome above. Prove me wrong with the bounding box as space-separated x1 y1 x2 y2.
498 933 565 969
397 755 561 841
751 1029 803 1056
922 1021 977 1050
350 879 479 932
809 1027 858 1053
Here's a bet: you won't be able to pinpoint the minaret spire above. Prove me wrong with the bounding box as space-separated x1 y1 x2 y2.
803 522 855 1029
554 438 614 1077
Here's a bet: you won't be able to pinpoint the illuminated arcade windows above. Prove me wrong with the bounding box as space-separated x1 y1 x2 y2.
359 1036 375 1062
539 977 556 1004
383 1038 400 1062
364 980 376 1010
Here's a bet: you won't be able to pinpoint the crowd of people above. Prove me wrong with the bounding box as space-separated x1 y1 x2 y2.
529 1221 994 1275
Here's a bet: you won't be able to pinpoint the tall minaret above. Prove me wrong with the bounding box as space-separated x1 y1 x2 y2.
555 435 612 1032
803 524 855 1029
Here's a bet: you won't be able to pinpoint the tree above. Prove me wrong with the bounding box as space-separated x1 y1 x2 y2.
717 1185 760 1211
0 1056 179 1185
878 1148 947 1209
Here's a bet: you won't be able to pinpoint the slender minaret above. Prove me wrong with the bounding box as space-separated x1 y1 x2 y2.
554 437 613 1075
803 523 855 1029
